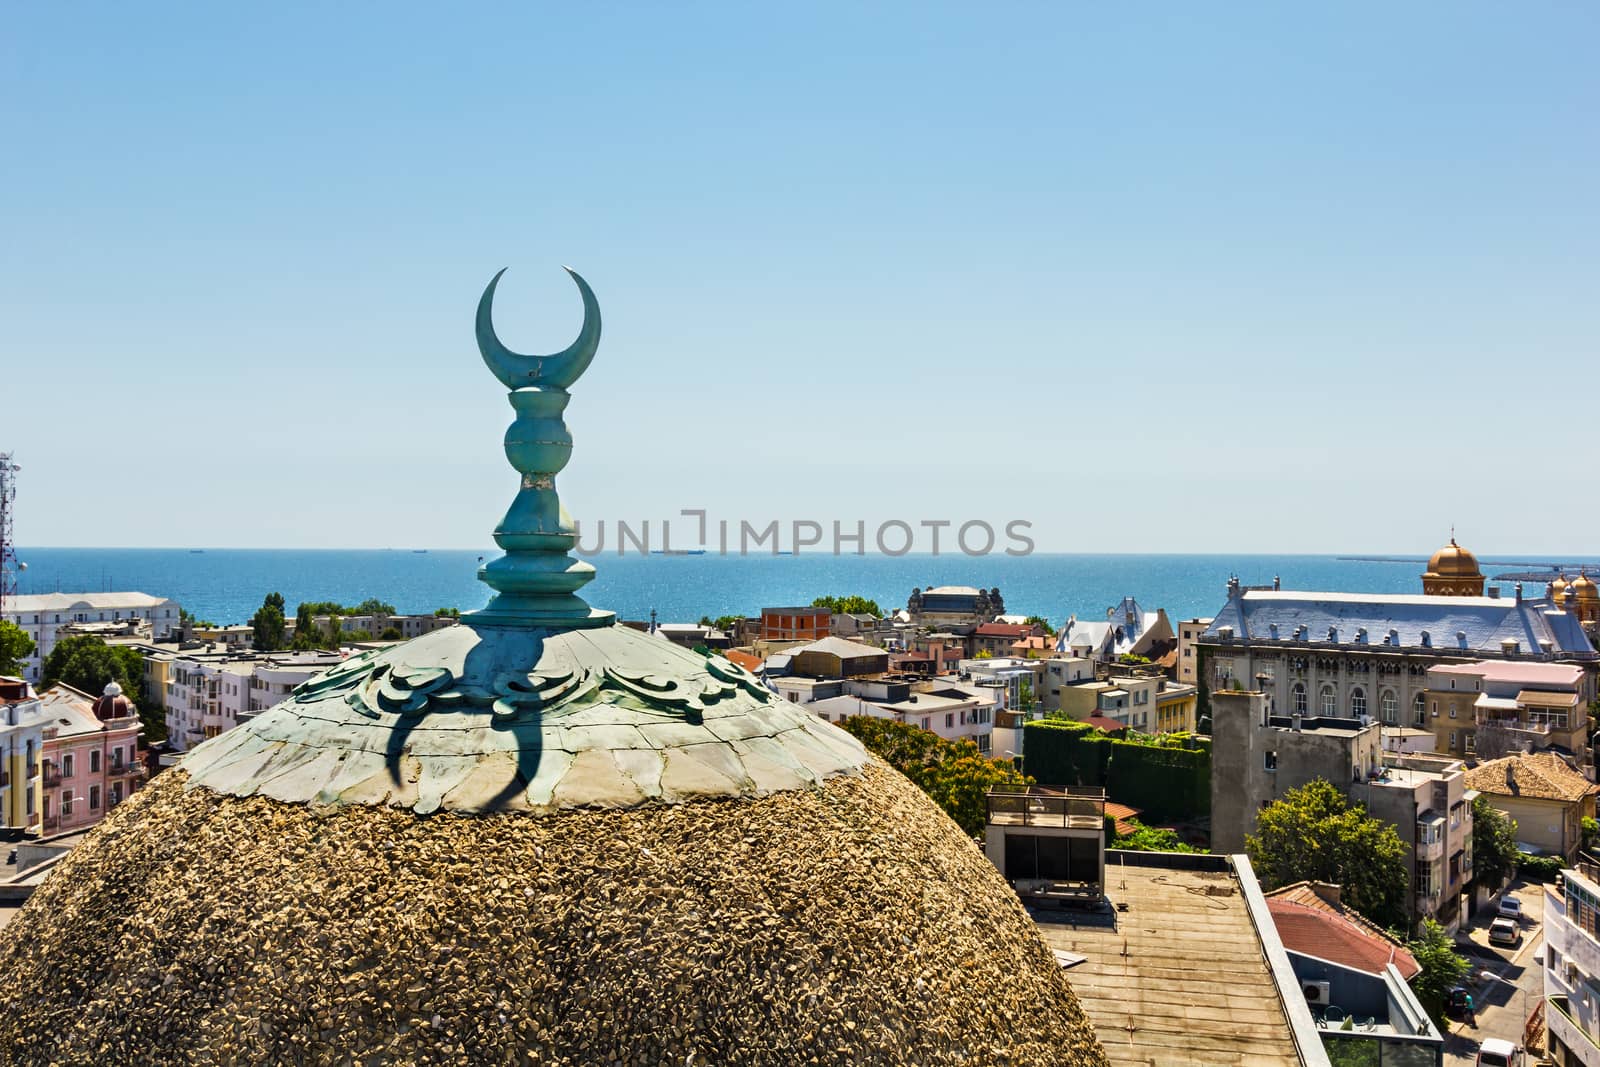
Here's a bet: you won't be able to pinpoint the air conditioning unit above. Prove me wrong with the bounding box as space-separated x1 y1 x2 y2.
1302 981 1332 1007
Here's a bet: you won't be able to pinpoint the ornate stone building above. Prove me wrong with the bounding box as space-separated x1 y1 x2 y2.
1199 575 1599 736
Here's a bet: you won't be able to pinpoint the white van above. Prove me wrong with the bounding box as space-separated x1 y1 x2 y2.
1476 1038 1521 1066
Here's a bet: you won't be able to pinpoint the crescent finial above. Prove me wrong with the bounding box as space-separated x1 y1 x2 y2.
476 266 601 390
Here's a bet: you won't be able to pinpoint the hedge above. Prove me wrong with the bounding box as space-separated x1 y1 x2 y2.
1023 719 1210 822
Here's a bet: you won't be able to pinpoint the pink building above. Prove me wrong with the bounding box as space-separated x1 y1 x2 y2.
35 682 147 836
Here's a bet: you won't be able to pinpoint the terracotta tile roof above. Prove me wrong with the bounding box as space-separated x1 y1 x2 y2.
1465 751 1600 803
975 623 1033 638
1103 802 1142 836
1266 895 1421 980
722 650 764 674
1085 714 1127 732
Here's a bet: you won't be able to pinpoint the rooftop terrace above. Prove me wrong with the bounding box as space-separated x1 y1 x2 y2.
1029 852 1314 1067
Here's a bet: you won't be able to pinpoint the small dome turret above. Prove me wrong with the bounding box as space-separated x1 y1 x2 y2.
1422 536 1486 596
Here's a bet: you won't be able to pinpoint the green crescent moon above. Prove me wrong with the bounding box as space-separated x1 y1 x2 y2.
476 266 601 390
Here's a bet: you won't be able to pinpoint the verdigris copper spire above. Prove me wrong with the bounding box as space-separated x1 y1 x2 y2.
472 267 612 628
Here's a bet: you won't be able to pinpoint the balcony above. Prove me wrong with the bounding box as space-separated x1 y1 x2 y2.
1547 994 1600 1065
987 786 1106 831
41 769 61 788
109 760 142 778
41 815 59 832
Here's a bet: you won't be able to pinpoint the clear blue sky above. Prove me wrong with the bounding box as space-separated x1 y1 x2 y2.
3 3 1595 554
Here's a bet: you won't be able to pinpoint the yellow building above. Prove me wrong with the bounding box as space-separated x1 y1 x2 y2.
1420 536 1486 596
0 678 44 831
1155 687 1199 734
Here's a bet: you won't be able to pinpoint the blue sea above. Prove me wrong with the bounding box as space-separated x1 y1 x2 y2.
14 548 1600 628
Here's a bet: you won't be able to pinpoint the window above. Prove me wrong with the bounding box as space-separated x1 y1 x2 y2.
1414 692 1426 726
1292 684 1307 714
921 717 930 730
945 713 954 729
90 751 101 773
1351 688 1366 718
1381 691 1398 724
1465 733 1476 753
89 787 100 810
1264 751 1278 772
1449 731 1458 749
1321 686 1336 716
62 794 73 816
1449 704 1457 719
61 754 74 778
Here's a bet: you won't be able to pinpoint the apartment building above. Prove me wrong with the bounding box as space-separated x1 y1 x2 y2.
2 592 182 683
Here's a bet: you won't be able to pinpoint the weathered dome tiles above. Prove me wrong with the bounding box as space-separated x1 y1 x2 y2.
179 622 869 813
174 265 870 814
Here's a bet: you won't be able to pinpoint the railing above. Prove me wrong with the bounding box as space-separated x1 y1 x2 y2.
987 787 1106 829
1547 994 1600 1055
41 815 59 831
41 769 61 788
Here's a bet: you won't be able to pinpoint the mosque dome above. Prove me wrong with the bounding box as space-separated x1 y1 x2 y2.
1574 572 1599 601
1550 575 1570 601
0 269 1106 1066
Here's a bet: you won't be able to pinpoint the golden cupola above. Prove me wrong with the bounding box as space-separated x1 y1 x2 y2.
1572 571 1600 624
1422 536 1486 597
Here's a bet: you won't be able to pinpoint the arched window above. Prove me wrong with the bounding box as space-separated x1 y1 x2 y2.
1321 686 1337 716
1292 683 1307 714
1381 690 1398 724
1351 688 1367 718
1414 692 1426 725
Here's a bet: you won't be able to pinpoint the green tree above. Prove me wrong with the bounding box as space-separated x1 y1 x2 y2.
811 595 883 618
1111 820 1199 853
379 627 403 641
1246 779 1410 929
1023 615 1056 636
41 635 163 741
837 716 1031 837
1406 918 1470 1023
1017 680 1037 714
350 598 396 616
250 592 287 652
434 607 461 618
0 620 36 676
1472 793 1519 889
291 603 321 651
322 616 344 650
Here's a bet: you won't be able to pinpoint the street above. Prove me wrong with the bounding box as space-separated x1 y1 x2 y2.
1445 879 1545 1066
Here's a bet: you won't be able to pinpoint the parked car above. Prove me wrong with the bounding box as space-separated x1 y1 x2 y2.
1497 896 1523 921
1476 1037 1522 1066
1488 917 1520 946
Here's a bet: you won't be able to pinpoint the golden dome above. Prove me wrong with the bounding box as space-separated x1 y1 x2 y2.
1550 575 1569 598
1426 537 1482 579
1574 572 1599 601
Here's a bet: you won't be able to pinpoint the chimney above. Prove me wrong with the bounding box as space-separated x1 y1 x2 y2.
1310 882 1342 907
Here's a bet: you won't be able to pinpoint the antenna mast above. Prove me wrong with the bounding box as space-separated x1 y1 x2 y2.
0 453 18 617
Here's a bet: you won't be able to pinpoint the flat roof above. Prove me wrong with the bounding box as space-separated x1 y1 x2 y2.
1030 861 1303 1067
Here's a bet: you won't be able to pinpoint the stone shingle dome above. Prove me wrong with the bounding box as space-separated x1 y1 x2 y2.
0 269 1107 1067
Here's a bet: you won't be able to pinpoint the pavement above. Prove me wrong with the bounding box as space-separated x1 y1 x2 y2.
1445 879 1546 1066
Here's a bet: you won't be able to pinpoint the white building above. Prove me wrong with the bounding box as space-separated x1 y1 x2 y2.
1544 859 1600 1065
164 649 343 751
3 593 182 683
806 678 1001 753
